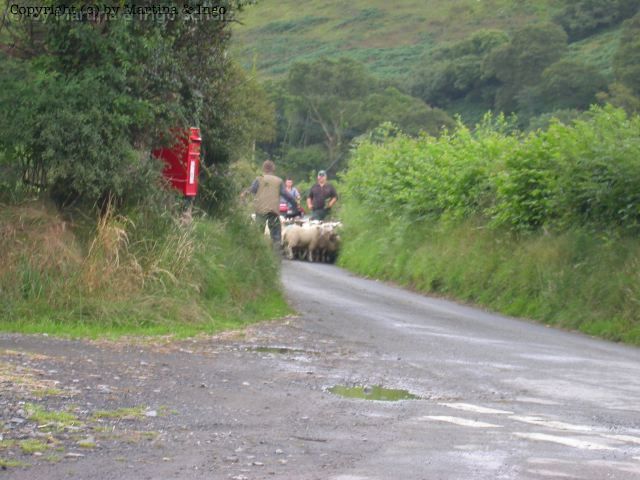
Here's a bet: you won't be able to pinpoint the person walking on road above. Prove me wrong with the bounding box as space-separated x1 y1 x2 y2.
307 170 337 221
248 160 298 246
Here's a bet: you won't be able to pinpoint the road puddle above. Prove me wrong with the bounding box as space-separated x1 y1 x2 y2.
253 346 309 355
329 385 419 401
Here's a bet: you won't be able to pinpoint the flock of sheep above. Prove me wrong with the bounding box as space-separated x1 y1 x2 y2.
281 219 342 263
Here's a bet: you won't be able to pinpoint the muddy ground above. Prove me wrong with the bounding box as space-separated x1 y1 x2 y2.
0 318 376 480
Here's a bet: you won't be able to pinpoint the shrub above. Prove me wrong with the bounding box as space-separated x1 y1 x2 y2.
555 0 640 41
342 106 640 233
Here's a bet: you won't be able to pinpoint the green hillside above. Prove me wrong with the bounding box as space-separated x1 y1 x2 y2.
234 0 578 79
231 0 640 179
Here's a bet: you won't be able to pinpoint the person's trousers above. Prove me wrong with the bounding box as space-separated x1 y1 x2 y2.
256 212 282 245
311 208 329 221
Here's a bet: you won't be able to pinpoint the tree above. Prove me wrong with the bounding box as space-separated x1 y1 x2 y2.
596 82 640 114
485 23 568 112
518 60 608 117
286 57 374 169
614 13 640 96
411 30 508 108
195 62 277 213
0 0 263 210
269 58 453 177
358 87 454 136
554 0 640 41
280 145 327 182
526 109 585 132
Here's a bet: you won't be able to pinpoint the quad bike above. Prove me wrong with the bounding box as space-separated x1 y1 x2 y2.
280 202 304 219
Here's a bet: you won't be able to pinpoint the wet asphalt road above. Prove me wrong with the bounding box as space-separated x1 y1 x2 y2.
281 261 640 479
3 261 640 479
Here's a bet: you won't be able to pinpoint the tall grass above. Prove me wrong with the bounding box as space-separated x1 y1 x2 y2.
0 199 288 337
339 205 640 344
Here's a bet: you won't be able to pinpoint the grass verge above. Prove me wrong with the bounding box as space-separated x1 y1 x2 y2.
338 205 640 345
0 199 289 337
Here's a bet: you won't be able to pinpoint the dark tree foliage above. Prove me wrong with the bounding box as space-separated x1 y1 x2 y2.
286 57 373 168
554 0 640 41
539 60 608 109
410 30 508 108
614 13 640 96
267 57 455 180
517 60 608 117
0 0 261 210
597 82 640 114
526 109 585 132
279 145 327 182
484 23 568 112
358 87 454 136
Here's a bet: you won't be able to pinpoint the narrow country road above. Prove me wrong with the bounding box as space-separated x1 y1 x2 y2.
281 261 640 479
2 261 640 479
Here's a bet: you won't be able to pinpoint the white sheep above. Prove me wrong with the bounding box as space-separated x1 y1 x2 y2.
323 230 341 263
307 222 341 262
282 219 342 262
282 223 321 260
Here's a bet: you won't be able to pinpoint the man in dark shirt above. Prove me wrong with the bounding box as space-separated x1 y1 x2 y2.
307 170 337 221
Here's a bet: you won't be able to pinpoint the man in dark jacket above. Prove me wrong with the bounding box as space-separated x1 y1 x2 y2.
248 160 298 245
307 170 337 221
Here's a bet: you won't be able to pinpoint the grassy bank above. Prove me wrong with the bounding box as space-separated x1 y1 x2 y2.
339 205 640 345
338 106 640 345
0 200 288 338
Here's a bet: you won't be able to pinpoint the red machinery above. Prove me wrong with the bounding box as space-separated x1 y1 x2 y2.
153 127 201 197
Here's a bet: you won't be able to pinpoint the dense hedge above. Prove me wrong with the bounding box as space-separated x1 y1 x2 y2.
342 106 640 233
